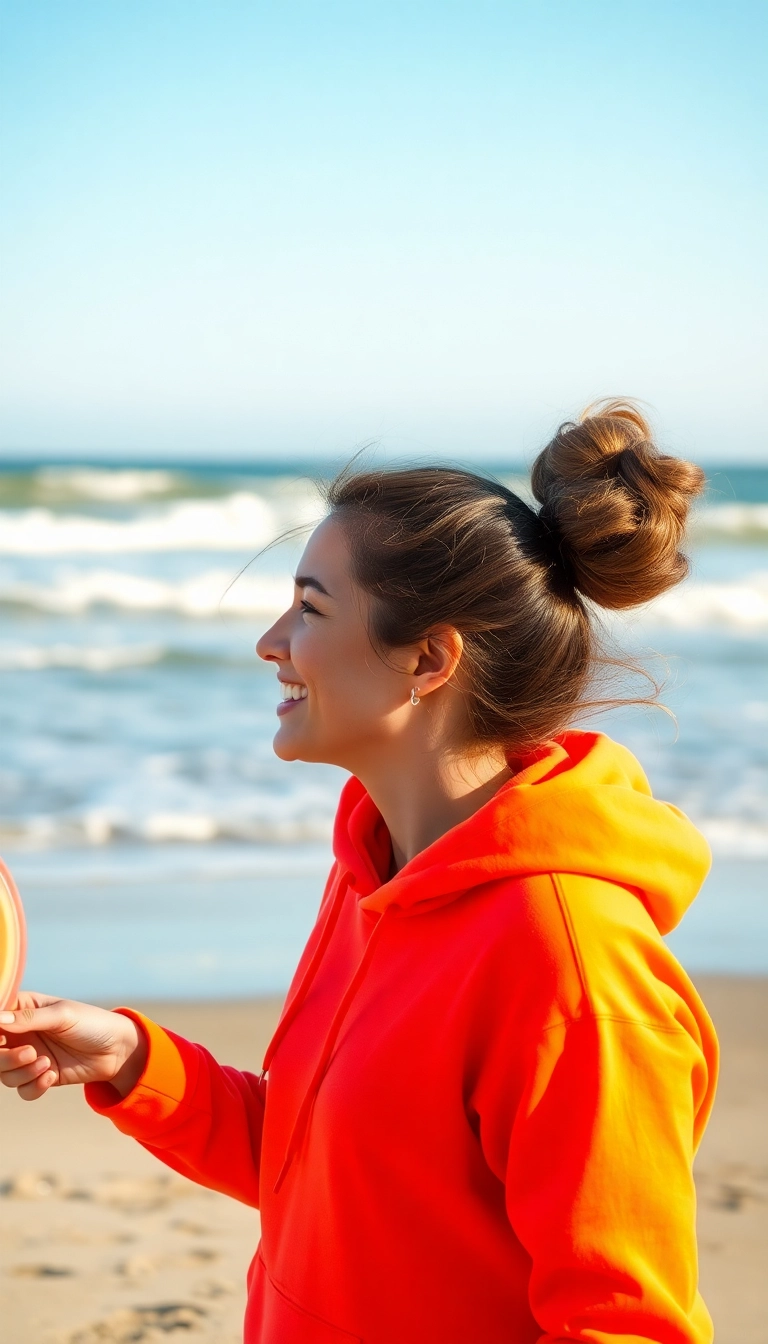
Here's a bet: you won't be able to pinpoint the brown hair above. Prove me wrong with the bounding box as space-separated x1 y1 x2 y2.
325 399 705 753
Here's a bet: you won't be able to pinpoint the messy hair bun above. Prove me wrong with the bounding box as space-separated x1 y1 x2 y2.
531 400 706 609
326 399 705 752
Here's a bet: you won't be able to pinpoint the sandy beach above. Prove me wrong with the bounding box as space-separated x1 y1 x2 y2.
1 976 765 1343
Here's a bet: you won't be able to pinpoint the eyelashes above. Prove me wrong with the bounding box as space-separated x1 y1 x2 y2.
300 599 322 616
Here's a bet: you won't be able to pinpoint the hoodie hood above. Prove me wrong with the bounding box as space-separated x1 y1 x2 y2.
258 729 710 1195
334 730 710 936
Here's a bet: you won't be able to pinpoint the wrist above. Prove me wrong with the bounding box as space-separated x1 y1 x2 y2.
110 1015 149 1098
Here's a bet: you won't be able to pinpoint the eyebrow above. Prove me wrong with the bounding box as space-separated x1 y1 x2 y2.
293 573 333 598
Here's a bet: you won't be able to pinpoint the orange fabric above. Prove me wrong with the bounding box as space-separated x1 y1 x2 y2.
86 731 718 1343
86 1009 188 1127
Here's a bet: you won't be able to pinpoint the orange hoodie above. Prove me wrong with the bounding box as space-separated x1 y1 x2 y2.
86 731 718 1343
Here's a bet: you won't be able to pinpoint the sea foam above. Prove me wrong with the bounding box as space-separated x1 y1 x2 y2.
2 806 764 857
0 568 293 617
0 643 166 671
0 492 767 557
0 493 281 554
3 567 768 630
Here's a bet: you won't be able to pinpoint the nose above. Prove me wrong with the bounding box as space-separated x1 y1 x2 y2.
256 611 291 664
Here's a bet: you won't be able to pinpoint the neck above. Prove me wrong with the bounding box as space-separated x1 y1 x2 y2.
355 740 512 875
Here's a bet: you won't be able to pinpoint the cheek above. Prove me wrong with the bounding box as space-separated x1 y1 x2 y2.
302 641 362 707
290 623 332 685
293 625 392 721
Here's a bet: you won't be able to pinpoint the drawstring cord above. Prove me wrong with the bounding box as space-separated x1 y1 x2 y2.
272 906 391 1194
258 871 352 1086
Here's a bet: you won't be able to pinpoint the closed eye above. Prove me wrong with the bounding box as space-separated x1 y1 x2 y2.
300 598 322 616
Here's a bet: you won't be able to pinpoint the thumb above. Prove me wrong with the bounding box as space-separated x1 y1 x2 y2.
0 999 75 1035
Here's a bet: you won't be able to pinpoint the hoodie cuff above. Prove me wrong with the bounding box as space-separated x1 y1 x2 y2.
85 1009 198 1141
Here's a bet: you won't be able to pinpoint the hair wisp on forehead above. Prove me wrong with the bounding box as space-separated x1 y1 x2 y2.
325 401 705 752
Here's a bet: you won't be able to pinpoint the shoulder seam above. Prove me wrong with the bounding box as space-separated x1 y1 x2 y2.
547 875 689 1038
541 1012 690 1038
549 872 593 1013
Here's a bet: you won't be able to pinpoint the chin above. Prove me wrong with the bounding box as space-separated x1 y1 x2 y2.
272 732 302 762
273 727 318 763
272 727 339 767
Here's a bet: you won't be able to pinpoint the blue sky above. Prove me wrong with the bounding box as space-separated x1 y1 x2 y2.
0 1 765 462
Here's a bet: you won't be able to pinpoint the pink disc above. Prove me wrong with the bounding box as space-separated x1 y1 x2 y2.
0 858 26 1011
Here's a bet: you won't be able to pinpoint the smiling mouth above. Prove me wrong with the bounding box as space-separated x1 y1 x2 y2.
280 682 308 701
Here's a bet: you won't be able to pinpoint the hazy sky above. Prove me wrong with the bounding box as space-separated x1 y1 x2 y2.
1 1 765 462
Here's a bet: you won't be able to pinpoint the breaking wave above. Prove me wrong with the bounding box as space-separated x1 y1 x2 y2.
636 571 768 631
33 467 183 503
0 643 167 672
4 568 768 630
0 569 293 617
0 810 335 850
0 490 319 555
694 818 768 859
0 491 767 559
1 807 763 857
691 503 768 540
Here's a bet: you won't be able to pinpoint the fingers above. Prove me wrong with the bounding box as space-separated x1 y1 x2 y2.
0 1002 62 1101
0 1043 58 1093
18 1069 57 1101
13 990 61 1011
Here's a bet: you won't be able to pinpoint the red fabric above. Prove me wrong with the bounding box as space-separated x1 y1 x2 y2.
86 731 718 1343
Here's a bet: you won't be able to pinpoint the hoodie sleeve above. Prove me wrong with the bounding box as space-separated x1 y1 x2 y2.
468 868 717 1344
84 1009 265 1208
498 1010 714 1344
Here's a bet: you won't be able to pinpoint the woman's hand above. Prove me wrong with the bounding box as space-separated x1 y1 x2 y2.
0 991 148 1102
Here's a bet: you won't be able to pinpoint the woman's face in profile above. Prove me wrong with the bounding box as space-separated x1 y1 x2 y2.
256 515 416 769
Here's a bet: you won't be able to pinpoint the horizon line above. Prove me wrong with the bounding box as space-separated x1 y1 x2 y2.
1 453 767 472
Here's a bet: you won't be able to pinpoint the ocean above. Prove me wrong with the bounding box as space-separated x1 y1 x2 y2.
1 460 766 998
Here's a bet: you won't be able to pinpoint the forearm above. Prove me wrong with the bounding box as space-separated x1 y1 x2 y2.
86 1010 266 1207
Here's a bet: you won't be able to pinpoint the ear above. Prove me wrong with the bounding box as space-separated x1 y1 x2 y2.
409 626 464 696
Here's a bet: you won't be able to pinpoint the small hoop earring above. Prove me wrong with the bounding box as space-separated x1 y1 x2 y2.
410 688 420 706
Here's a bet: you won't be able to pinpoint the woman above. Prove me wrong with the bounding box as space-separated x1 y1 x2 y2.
0 401 717 1343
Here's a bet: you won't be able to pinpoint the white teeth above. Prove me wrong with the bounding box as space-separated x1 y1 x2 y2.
281 682 307 701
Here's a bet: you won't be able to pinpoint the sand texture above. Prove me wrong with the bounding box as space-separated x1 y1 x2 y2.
1 977 765 1343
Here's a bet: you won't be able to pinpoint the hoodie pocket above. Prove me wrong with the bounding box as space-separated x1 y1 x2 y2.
246 1250 362 1344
